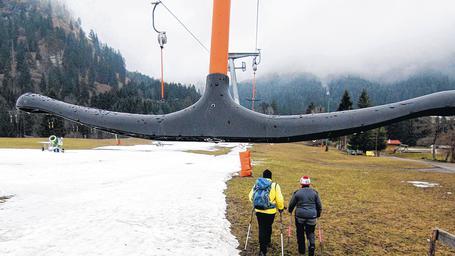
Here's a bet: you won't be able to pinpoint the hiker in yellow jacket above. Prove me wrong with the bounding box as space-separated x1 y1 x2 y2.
248 169 284 256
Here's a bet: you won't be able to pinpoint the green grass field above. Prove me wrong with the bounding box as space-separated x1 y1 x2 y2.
226 143 455 255
0 137 151 150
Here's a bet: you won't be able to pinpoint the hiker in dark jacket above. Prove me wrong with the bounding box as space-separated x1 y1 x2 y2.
288 176 322 256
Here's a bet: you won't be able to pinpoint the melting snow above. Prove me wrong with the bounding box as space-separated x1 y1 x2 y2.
407 181 440 188
0 188 8 198
0 142 244 255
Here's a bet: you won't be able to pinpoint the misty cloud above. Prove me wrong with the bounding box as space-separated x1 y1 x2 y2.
62 0 455 85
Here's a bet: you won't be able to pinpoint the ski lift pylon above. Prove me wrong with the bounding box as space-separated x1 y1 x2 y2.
15 0 455 143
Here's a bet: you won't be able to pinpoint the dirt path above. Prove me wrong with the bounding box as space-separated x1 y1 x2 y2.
388 156 455 173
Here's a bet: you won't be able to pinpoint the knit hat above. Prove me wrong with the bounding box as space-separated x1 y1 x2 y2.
300 176 311 185
263 169 272 179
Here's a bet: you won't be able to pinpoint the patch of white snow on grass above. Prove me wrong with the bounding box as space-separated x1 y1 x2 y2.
0 188 8 197
407 181 440 188
0 142 242 256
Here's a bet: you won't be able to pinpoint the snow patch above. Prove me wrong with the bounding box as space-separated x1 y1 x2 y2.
0 142 242 255
407 181 440 188
0 188 7 198
0 189 13 200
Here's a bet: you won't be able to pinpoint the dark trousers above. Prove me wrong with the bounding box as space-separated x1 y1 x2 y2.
256 212 275 255
296 220 316 256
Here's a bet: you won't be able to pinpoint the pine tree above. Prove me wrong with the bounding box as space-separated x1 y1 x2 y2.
39 114 53 137
0 99 15 137
336 90 353 149
337 90 353 111
39 75 47 92
348 89 385 152
0 0 200 138
357 89 371 108
16 42 33 92
271 100 278 114
386 120 415 145
306 102 316 114
374 127 387 153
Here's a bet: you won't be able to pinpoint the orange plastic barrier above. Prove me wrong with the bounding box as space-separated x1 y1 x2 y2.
239 150 252 177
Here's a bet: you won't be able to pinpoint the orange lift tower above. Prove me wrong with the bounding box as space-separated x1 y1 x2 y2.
209 0 231 76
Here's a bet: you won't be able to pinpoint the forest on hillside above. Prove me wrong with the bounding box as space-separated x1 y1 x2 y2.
237 72 455 147
0 0 200 138
238 72 455 115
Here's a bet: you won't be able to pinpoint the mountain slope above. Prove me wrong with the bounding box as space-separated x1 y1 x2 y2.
239 72 455 115
0 0 200 137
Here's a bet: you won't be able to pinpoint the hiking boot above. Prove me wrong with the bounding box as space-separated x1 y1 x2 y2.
308 245 315 256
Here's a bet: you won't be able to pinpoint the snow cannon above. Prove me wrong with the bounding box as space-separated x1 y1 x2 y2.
42 135 64 153
49 135 59 148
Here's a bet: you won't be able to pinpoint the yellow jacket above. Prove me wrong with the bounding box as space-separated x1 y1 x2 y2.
249 178 285 214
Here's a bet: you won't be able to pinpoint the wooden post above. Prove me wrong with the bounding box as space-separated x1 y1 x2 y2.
428 229 438 256
428 228 455 255
115 134 120 145
438 229 455 249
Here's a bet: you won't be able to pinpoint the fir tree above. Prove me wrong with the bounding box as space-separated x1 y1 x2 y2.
348 89 386 152
0 1 204 137
306 102 316 114
336 90 353 149
39 75 47 92
271 100 278 114
16 43 33 92
357 89 371 108
337 90 353 111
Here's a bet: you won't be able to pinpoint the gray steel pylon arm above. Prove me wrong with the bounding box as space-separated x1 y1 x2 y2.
16 74 455 143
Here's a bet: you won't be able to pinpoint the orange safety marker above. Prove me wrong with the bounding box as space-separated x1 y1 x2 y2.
239 150 252 177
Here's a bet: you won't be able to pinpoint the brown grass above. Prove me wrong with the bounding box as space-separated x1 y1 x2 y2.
0 137 151 150
226 143 455 255
187 147 233 156
393 152 448 162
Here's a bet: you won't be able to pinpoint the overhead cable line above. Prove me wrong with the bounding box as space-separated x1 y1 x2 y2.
254 0 260 51
159 0 210 53
251 0 261 111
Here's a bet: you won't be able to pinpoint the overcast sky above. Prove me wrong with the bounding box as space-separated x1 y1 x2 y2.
62 0 455 85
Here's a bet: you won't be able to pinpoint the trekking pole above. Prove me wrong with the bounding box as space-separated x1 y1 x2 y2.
287 214 292 246
244 207 255 251
318 223 324 256
279 211 284 256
